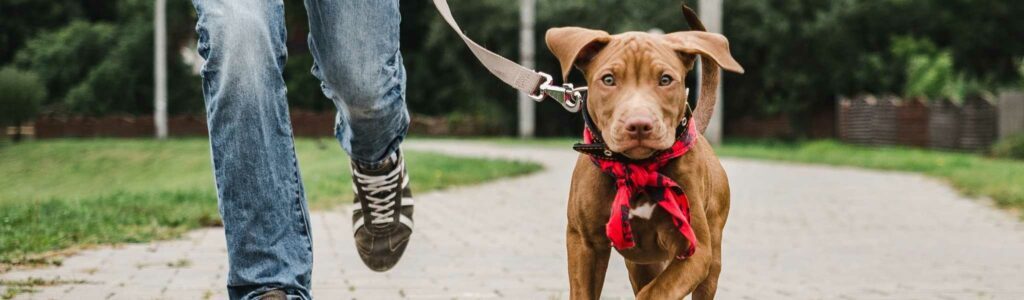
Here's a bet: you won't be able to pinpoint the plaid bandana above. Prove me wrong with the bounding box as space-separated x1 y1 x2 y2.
582 120 699 259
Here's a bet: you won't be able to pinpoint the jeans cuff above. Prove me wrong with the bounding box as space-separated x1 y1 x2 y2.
353 147 400 169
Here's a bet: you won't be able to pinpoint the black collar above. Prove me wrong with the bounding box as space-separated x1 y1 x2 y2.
572 98 693 163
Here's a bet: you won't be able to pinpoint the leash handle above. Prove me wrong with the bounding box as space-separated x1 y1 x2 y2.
430 0 583 113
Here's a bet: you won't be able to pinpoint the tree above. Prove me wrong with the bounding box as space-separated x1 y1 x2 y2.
10 0 200 117
13 21 118 107
0 0 86 64
0 67 46 142
714 0 1024 136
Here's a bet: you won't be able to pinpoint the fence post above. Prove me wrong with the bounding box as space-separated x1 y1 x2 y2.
517 0 536 138
699 0 723 145
154 0 168 139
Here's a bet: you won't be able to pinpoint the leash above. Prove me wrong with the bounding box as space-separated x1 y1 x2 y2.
430 0 707 160
430 0 587 113
431 1 714 259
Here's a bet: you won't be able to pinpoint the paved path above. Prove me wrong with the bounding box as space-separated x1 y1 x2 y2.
3 141 1024 299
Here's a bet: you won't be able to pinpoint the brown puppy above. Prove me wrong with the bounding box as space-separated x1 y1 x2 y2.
546 10 744 300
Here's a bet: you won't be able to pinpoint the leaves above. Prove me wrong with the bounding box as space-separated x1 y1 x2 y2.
0 67 46 126
3 0 1023 134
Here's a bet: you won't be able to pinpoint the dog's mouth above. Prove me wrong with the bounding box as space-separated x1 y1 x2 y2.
620 144 657 160
608 135 673 160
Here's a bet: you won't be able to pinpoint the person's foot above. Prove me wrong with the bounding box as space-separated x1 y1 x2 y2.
350 149 413 271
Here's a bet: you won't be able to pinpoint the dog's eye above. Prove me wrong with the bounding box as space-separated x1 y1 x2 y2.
601 74 616 86
659 74 674 86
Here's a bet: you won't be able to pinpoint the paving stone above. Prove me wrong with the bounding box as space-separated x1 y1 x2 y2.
1 141 1023 299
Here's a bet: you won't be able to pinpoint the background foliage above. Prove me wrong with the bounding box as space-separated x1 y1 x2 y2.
4 0 200 116
0 67 45 130
2 0 1022 136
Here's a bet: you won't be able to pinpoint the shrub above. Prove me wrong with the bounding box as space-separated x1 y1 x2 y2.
64 22 155 116
1018 57 1024 88
892 36 994 103
0 67 46 141
893 37 951 100
13 8 201 116
13 21 117 105
992 133 1024 160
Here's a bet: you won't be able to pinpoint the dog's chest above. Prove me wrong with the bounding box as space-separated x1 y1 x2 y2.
614 198 688 263
628 201 658 220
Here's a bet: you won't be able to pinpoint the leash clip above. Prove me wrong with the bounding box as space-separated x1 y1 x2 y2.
529 73 586 113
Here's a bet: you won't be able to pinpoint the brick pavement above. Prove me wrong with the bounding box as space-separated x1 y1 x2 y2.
2 140 1023 299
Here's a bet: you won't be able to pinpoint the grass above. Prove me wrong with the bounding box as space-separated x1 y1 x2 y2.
717 139 1024 211
0 138 541 264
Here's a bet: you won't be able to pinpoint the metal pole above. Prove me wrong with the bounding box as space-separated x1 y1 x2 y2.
154 0 168 139
517 0 536 138
699 0 723 145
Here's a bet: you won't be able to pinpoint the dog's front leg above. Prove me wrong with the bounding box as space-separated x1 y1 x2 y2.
635 199 714 300
566 227 611 300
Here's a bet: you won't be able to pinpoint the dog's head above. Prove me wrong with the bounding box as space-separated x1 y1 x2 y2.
545 11 743 160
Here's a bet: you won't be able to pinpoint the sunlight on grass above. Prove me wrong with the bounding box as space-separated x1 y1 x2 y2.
718 139 1024 211
0 138 540 263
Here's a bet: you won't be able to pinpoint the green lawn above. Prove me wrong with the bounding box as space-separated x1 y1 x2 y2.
718 139 1024 212
0 138 541 264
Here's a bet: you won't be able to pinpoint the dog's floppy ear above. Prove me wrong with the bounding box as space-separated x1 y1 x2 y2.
662 31 743 74
545 27 611 81
662 30 743 134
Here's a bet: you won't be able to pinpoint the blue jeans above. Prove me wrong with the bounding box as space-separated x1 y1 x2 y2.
191 0 408 299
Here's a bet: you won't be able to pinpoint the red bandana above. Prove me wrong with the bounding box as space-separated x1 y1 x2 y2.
582 120 699 258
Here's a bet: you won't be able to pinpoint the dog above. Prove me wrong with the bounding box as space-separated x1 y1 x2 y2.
545 6 744 300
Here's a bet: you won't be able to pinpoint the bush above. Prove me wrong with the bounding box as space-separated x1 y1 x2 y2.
5 0 1024 135
12 0 202 116
0 67 46 141
891 36 993 104
992 133 1024 160
64 21 158 115
13 21 117 106
1018 57 1024 88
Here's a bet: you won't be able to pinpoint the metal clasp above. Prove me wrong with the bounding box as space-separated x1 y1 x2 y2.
529 73 586 113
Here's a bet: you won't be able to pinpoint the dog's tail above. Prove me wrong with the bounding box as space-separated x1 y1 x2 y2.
682 5 706 32
678 4 742 135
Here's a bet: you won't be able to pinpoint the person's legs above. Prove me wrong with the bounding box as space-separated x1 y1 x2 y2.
192 0 313 298
304 0 413 272
304 0 409 164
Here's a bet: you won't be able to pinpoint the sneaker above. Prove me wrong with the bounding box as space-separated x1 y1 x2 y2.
350 149 413 271
254 290 287 300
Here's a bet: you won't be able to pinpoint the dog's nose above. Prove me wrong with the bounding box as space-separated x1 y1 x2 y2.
624 118 654 139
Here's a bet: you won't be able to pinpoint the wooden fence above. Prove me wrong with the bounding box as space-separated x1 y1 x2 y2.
29 110 504 139
837 95 1004 151
1000 91 1024 139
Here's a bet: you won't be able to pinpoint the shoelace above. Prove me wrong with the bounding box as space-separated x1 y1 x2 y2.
353 159 403 225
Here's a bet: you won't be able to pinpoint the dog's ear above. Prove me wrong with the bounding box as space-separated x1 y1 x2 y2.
662 31 743 134
661 31 743 74
545 27 611 81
